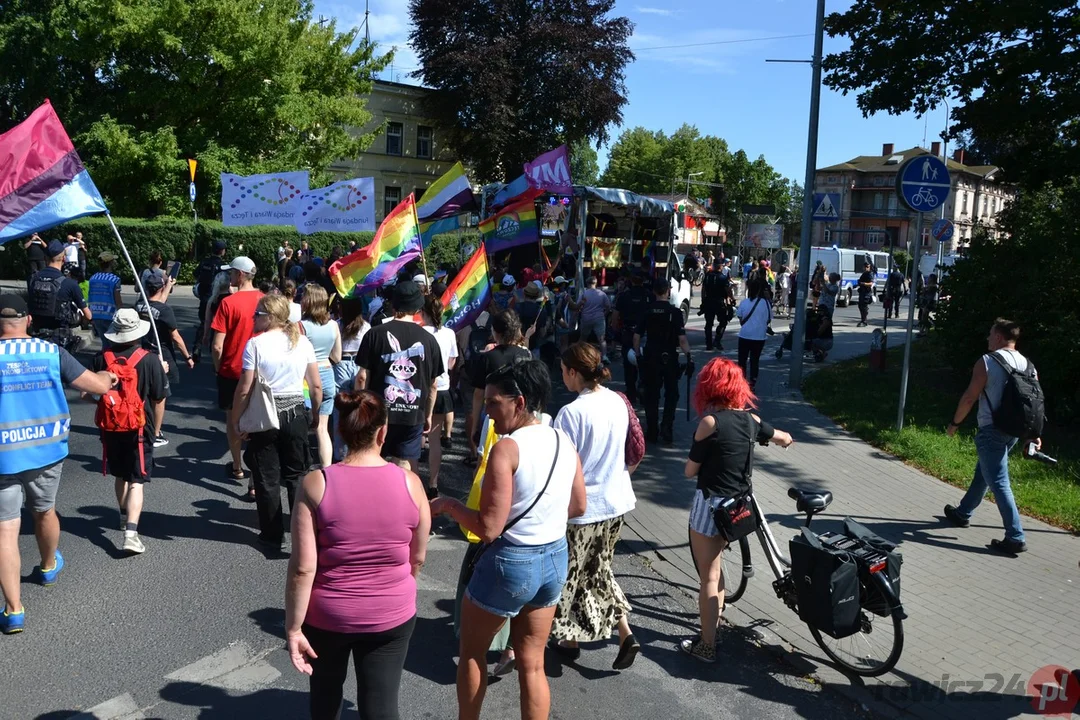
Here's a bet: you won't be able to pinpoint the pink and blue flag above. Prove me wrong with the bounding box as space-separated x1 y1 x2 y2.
0 100 107 243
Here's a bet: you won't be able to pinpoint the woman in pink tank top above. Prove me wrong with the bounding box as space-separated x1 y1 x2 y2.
285 390 431 720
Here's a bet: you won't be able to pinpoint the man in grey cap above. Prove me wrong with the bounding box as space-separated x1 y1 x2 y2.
355 280 444 469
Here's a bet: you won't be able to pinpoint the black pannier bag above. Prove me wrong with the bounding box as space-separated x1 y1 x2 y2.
790 528 861 639
842 517 903 607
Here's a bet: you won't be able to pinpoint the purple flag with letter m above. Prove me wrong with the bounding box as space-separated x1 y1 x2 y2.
524 144 572 194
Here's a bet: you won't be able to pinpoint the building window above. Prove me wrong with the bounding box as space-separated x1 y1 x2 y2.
921 226 931 247
888 194 897 212
386 122 403 156
982 196 987 216
827 175 838 185
384 186 401 217
417 126 433 159
961 192 968 215
873 193 883 210
873 176 885 186
414 187 428 202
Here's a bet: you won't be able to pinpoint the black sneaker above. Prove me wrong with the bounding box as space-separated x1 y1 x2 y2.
943 504 970 528
660 428 674 446
990 538 1027 555
441 436 452 450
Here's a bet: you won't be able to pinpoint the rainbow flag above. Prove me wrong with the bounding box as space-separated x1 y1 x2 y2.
329 193 422 298
480 188 543 254
440 243 491 331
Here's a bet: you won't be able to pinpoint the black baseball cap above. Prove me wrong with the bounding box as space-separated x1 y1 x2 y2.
392 280 424 313
0 294 29 319
46 240 65 257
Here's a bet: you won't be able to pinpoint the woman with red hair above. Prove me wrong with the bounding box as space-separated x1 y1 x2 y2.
679 357 793 663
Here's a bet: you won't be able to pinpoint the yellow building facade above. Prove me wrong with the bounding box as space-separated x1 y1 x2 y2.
331 80 459 223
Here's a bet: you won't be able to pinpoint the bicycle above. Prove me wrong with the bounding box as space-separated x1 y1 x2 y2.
909 187 939 208
690 487 906 676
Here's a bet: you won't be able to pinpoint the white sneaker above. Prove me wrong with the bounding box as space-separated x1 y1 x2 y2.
152 434 169 448
123 533 146 554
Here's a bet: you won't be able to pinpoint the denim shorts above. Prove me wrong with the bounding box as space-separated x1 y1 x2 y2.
317 365 336 416
466 536 569 618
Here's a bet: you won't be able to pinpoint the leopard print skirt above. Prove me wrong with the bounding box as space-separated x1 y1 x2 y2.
550 516 631 642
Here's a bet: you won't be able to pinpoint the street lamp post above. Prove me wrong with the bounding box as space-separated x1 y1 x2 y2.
787 0 826 390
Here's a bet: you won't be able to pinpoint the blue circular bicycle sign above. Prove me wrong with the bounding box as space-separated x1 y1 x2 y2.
896 155 951 212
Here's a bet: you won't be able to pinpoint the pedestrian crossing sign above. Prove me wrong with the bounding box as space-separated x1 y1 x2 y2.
812 193 840 222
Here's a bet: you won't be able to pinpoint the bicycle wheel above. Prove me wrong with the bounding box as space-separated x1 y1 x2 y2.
687 528 752 604
809 574 905 677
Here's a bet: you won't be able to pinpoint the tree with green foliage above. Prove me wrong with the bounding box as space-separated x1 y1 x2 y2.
823 1 1079 188
408 0 633 183
600 125 792 231
570 139 600 186
0 0 388 218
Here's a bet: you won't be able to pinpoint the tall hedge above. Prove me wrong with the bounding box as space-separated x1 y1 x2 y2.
0 217 479 285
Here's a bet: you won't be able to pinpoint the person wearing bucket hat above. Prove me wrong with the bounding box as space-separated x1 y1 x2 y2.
0 294 118 635
211 257 264 485
355 281 444 467
92 308 168 555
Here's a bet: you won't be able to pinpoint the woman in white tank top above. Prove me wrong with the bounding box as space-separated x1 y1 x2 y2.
431 359 586 720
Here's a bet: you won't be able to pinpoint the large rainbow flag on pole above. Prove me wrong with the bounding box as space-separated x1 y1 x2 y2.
480 188 543 254
329 193 422 298
0 101 108 242
440 243 491 331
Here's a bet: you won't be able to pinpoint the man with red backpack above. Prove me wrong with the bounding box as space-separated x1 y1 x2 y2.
91 309 167 555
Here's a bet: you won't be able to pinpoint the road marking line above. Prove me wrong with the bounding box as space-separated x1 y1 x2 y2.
71 693 144 720
164 640 281 690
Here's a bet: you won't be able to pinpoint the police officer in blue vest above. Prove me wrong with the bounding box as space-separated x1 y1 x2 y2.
633 279 692 445
0 295 116 635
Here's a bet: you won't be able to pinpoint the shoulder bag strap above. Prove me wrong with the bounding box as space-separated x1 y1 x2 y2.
742 297 762 322
500 428 561 537
742 411 755 488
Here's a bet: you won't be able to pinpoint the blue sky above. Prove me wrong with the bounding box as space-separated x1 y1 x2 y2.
313 0 940 183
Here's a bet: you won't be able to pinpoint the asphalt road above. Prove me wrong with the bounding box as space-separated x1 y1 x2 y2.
2 287 866 720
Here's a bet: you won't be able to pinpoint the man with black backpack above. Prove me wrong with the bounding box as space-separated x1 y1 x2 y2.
944 318 1044 555
193 239 228 362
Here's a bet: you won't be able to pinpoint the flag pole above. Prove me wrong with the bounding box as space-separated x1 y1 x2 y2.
411 195 431 283
105 212 164 364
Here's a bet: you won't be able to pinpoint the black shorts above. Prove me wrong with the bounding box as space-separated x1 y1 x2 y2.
382 424 424 461
433 390 453 415
103 431 154 483
217 375 239 410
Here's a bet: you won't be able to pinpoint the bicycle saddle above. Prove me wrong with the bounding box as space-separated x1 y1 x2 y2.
788 487 833 513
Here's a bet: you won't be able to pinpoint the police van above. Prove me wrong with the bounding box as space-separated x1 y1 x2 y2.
808 246 892 306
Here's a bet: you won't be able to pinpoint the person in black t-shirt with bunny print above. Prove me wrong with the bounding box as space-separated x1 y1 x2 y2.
356 281 444 471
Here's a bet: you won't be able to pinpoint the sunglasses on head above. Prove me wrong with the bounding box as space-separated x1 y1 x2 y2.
253 310 270 319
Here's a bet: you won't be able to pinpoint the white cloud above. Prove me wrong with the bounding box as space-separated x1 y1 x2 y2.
635 6 675 16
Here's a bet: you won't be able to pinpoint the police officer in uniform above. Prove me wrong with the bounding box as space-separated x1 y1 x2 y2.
612 271 652 405
700 257 734 351
0 294 116 634
26 240 91 350
633 279 692 445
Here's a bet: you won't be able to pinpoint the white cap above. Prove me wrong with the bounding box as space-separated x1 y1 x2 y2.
222 256 256 274
412 274 428 286
553 275 568 285
502 274 515 286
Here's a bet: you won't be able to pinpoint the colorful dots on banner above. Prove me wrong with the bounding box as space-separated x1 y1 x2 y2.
228 178 300 209
300 185 369 217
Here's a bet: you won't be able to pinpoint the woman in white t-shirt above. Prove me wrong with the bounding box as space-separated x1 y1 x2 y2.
233 294 322 550
736 276 774 389
421 295 458 499
550 342 640 670
431 360 586 720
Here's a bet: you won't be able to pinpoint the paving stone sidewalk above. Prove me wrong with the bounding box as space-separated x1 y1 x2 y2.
623 302 1080 720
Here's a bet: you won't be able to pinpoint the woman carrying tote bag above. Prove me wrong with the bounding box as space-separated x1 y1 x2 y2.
233 294 322 552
